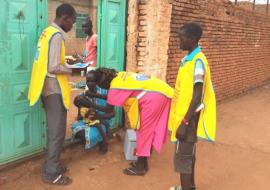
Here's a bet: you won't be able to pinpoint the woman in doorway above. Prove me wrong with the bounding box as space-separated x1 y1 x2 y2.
90 68 174 176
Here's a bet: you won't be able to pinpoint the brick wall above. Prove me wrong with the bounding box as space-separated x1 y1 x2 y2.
48 0 97 55
167 0 270 101
125 0 172 80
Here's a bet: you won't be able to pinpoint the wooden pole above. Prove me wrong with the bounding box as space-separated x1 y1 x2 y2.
253 0 256 10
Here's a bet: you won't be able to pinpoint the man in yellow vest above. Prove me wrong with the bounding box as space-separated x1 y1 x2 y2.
28 4 76 185
169 23 216 190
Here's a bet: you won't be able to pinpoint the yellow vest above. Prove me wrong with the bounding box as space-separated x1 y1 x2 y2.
168 51 216 142
123 97 140 130
110 72 174 130
28 26 71 109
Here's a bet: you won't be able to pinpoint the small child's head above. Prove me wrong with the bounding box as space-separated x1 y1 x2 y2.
179 22 203 51
86 71 97 91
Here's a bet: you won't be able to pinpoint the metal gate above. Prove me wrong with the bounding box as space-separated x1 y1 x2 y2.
98 0 127 128
0 0 47 165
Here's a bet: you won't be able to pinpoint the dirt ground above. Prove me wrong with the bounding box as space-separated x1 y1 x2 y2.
0 84 270 190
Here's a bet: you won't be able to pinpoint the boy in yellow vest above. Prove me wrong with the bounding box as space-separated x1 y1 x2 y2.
169 23 216 190
28 4 77 185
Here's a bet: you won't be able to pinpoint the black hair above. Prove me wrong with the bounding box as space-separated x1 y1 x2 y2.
82 16 93 27
95 68 117 84
56 3 76 18
180 22 203 41
86 71 96 82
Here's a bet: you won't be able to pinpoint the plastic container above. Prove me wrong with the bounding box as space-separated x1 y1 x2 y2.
124 129 138 161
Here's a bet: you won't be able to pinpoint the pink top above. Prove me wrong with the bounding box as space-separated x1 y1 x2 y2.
85 34 97 67
107 89 141 106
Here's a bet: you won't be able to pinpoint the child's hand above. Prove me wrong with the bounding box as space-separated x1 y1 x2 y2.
85 90 96 97
85 110 95 119
91 113 99 120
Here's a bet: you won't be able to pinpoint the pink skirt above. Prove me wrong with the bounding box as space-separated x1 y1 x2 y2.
135 92 171 157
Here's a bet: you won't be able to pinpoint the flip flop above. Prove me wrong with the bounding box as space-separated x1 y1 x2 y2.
122 167 146 176
129 161 149 171
59 165 69 174
44 174 72 186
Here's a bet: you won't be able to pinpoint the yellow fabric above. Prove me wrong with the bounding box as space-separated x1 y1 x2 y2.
110 72 174 98
123 98 140 130
28 26 71 109
80 108 100 126
168 52 216 142
110 72 174 130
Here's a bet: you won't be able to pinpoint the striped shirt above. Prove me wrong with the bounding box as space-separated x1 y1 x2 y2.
194 59 205 84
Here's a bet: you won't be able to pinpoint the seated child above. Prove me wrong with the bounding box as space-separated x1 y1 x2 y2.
72 71 115 153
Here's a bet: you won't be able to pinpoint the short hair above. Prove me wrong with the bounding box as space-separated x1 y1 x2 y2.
86 70 96 82
94 67 117 87
82 17 93 27
95 68 117 84
56 3 76 18
180 22 203 41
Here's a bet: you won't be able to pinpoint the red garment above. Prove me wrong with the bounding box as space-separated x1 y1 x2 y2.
85 34 97 67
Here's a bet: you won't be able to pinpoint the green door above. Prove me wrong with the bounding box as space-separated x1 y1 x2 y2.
0 0 47 165
98 0 127 128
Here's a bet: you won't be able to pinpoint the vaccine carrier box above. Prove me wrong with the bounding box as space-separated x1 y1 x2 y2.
124 129 138 161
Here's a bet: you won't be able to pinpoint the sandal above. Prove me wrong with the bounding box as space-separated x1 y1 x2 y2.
59 165 69 174
44 174 72 186
123 166 146 176
129 161 149 171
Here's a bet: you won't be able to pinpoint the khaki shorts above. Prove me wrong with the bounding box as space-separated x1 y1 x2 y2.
174 141 196 174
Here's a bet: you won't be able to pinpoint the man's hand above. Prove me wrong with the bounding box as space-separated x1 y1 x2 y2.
176 123 188 141
66 58 76 65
